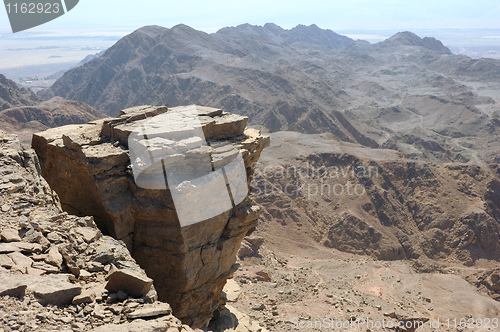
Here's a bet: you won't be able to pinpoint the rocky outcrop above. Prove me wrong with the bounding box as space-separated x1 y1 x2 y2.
32 105 270 328
467 268 500 301
0 130 197 331
237 236 264 259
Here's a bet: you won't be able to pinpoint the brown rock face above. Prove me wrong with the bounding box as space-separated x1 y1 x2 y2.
32 105 269 328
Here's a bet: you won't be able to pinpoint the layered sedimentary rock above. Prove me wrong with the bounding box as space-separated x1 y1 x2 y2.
32 105 270 328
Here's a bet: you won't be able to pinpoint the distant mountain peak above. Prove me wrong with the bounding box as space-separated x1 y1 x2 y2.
263 22 283 30
171 23 197 31
383 31 451 54
387 31 421 44
293 23 320 30
216 23 354 51
135 25 168 37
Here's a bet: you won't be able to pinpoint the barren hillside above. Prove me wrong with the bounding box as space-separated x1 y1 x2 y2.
0 96 107 143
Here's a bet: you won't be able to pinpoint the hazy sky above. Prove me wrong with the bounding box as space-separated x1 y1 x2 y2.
1 0 500 36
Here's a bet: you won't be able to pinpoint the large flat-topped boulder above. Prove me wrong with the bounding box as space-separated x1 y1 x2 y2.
101 105 248 145
32 105 269 328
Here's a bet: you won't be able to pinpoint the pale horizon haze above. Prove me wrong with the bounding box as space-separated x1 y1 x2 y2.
1 0 500 82
1 0 500 35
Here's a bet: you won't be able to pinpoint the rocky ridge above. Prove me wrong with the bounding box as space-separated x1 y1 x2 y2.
0 96 106 144
0 74 41 112
0 130 198 331
346 31 451 54
32 105 270 328
216 23 354 51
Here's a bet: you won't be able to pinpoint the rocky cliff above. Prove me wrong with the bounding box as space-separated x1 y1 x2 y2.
32 105 270 328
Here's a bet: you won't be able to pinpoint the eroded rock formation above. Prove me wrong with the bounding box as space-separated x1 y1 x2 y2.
32 105 270 328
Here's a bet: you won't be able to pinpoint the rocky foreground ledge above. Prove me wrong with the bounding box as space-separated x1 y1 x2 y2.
31 105 270 328
0 130 198 331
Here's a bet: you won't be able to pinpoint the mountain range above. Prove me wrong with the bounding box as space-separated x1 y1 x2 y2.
39 23 500 165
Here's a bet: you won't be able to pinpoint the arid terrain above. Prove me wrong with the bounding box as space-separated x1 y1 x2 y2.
0 23 499 332
0 74 107 143
228 132 500 331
